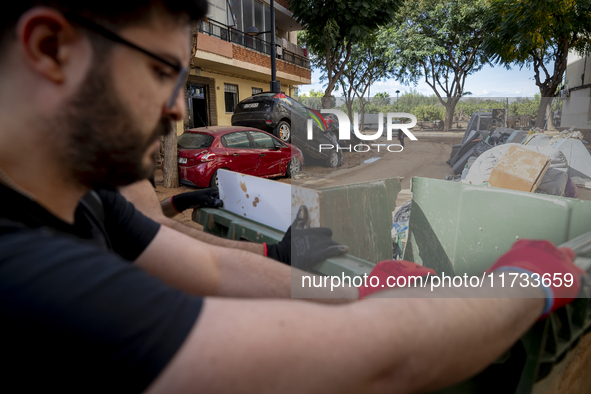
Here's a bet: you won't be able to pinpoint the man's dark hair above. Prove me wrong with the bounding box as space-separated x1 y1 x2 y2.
0 0 207 54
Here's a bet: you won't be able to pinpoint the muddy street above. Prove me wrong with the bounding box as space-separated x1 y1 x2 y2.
292 135 462 189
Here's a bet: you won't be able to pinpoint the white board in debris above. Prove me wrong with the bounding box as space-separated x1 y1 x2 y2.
217 170 321 232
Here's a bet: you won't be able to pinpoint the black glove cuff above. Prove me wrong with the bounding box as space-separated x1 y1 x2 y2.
171 193 194 213
266 243 291 265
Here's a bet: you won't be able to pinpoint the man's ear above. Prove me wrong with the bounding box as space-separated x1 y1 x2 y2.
16 7 79 83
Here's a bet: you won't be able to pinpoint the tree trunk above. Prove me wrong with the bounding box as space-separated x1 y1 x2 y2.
359 97 365 131
535 95 553 129
322 95 332 109
546 103 557 131
346 100 354 123
443 97 460 133
163 130 179 188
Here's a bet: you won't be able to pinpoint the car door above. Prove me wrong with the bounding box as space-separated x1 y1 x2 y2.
247 131 288 177
220 131 259 176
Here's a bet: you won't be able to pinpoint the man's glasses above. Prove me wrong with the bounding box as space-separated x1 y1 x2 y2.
64 12 188 109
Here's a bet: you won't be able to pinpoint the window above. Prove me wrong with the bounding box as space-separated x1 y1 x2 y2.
207 0 225 23
242 0 254 34
249 131 276 149
177 133 214 149
231 0 242 30
232 0 272 43
224 84 239 113
252 87 263 95
221 132 251 149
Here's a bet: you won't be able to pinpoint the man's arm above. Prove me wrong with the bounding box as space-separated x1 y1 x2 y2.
146 284 545 394
119 180 264 255
135 224 358 301
160 197 180 218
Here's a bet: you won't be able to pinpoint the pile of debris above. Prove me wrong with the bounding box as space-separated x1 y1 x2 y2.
392 201 411 260
446 127 591 198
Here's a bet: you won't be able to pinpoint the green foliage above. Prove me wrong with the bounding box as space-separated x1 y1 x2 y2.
299 89 325 98
290 0 401 102
384 0 490 130
336 90 448 121
298 96 336 110
334 90 542 121
414 105 446 121
483 0 591 68
339 31 396 120
508 95 542 118
386 0 489 97
290 0 401 56
482 0 591 126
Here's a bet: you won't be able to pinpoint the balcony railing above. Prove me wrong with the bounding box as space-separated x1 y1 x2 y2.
197 19 311 70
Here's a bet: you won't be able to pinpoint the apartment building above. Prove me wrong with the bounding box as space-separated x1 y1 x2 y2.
178 0 311 133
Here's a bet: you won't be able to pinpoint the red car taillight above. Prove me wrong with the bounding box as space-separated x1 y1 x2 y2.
196 151 216 162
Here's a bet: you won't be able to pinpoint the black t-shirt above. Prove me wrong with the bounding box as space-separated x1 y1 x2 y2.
0 183 203 392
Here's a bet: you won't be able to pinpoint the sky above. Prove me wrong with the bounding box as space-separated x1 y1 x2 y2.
297 64 541 99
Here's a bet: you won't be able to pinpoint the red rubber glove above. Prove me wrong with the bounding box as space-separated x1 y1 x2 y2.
487 240 587 316
359 260 436 298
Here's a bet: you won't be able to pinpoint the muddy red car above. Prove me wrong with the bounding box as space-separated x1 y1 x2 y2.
177 126 304 188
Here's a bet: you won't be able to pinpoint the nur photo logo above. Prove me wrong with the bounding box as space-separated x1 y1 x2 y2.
308 110 418 153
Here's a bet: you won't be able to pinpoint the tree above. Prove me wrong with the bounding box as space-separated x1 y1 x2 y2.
386 0 490 132
163 22 202 188
508 95 542 118
371 93 392 110
340 32 395 129
290 0 401 108
297 89 335 109
483 0 591 128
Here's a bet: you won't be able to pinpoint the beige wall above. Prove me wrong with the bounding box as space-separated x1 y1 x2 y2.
565 52 591 89
199 69 292 126
561 89 591 129
562 51 591 130
175 119 184 136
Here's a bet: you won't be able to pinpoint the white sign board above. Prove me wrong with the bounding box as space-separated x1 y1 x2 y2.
217 170 321 232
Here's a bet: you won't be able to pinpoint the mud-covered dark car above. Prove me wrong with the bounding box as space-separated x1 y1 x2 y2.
308 110 362 149
231 93 342 167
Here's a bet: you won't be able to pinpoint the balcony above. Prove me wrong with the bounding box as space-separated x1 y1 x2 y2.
197 19 310 69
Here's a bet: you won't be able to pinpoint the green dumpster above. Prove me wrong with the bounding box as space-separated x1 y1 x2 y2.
404 177 591 394
194 177 403 276
194 175 591 393
405 177 591 276
193 207 375 277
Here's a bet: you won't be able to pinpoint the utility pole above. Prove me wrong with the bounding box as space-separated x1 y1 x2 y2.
270 0 279 93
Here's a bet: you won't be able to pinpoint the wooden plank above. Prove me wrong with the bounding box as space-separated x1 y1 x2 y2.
489 145 551 192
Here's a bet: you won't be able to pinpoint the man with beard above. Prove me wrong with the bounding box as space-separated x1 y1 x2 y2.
0 1 585 393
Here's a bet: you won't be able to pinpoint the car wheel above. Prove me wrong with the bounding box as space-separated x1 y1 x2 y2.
210 171 219 188
210 168 230 188
286 157 302 177
326 151 339 168
274 121 291 143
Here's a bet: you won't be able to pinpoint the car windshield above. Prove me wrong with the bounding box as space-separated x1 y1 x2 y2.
177 133 214 149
